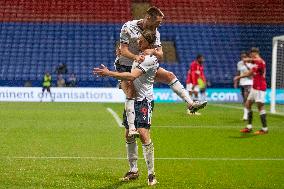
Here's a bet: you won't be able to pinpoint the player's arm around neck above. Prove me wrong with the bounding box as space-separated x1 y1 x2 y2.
120 43 145 62
234 70 253 82
93 64 143 81
107 69 143 81
143 47 163 60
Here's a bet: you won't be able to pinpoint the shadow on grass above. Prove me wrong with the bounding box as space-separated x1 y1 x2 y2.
67 172 146 189
98 182 145 189
228 133 258 139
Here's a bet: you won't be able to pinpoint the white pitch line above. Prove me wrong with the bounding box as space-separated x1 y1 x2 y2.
106 107 124 128
3 157 284 161
154 125 284 129
210 103 284 116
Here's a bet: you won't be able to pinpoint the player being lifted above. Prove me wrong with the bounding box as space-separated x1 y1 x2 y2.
234 52 253 120
117 6 207 135
94 30 159 186
234 48 268 135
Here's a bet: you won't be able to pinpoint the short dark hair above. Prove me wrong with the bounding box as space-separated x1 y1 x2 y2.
146 6 164 19
196 54 204 60
141 30 156 44
250 47 260 54
240 51 248 58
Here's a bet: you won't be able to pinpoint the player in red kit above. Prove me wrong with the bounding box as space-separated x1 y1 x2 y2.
186 55 207 115
234 48 268 135
186 55 206 98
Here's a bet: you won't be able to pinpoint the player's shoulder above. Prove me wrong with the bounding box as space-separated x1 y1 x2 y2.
237 61 243 66
122 19 140 29
254 58 266 65
191 60 197 66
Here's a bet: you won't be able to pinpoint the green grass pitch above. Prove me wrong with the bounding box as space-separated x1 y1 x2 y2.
0 102 283 188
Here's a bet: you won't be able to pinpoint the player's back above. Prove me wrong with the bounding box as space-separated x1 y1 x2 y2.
252 58 266 91
132 55 159 101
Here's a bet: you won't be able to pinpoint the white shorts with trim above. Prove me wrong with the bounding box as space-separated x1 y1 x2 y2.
186 83 200 92
247 88 266 103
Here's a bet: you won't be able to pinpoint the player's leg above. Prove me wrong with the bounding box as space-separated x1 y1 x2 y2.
47 87 54 102
240 97 254 133
120 80 138 136
40 87 46 102
116 63 138 136
136 99 157 186
138 128 157 186
186 83 193 97
254 90 268 135
155 67 193 105
120 129 139 181
155 67 207 113
242 86 251 120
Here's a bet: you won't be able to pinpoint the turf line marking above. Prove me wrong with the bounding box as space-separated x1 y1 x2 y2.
210 104 284 116
4 157 284 161
153 126 283 129
106 107 124 128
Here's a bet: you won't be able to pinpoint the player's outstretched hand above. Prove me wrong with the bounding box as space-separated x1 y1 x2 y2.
93 64 109 77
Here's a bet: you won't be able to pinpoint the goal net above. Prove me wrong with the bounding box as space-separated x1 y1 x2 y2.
271 35 284 114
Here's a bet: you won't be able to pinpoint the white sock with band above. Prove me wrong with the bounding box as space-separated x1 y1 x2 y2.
169 79 194 105
126 136 138 173
142 141 155 176
125 98 135 131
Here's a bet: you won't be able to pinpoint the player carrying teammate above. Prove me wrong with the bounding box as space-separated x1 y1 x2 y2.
40 71 54 102
234 52 253 120
117 7 207 135
234 47 268 135
94 30 159 186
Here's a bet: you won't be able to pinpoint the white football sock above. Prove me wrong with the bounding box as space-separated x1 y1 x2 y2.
125 98 135 131
262 127 268 131
243 108 248 119
142 141 154 176
247 124 252 129
126 138 138 173
169 79 193 105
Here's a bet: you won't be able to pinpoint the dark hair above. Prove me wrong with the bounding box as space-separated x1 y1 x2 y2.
240 51 248 58
250 47 260 54
141 30 156 45
196 54 204 60
146 6 164 19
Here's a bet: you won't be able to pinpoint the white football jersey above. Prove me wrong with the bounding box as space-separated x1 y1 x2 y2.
132 55 159 101
119 20 161 66
237 61 253 86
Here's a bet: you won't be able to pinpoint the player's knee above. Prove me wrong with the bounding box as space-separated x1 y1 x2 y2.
125 132 135 143
167 71 176 82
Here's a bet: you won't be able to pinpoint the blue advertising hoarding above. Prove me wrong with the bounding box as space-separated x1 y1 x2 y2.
154 88 284 103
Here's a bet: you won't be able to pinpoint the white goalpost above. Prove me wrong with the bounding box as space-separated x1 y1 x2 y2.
271 35 284 114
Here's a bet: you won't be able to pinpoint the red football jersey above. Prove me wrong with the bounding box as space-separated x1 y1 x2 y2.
186 60 206 85
252 58 266 91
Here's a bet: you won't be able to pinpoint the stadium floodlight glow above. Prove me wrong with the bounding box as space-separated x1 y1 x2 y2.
271 35 284 114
